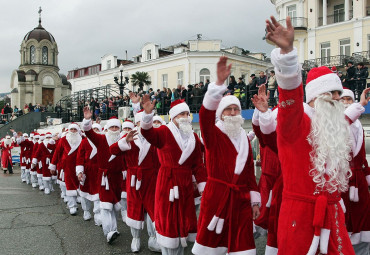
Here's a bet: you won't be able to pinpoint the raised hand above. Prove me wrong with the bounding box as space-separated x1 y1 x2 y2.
125 130 138 143
251 84 269 113
83 106 92 120
141 94 156 114
129 92 140 104
266 16 294 54
216 56 232 86
360 87 370 106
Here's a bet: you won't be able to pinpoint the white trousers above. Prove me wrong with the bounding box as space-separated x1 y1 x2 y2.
25 170 31 184
160 246 184 255
21 168 26 181
100 208 118 237
31 174 38 186
66 196 77 209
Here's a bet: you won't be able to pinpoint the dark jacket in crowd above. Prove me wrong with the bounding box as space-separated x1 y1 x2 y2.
257 76 267 86
346 65 356 80
248 77 259 96
355 67 369 80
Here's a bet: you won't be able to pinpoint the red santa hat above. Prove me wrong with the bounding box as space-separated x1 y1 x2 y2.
134 110 144 124
122 120 135 130
153 115 166 125
305 66 343 103
5 135 10 139
92 123 103 132
68 123 81 132
45 132 52 138
30 132 34 138
169 99 190 120
331 66 337 73
216 95 241 120
39 133 45 141
341 87 354 101
34 133 40 139
106 116 121 130
23 133 29 137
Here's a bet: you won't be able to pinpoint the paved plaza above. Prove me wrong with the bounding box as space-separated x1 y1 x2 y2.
0 167 266 255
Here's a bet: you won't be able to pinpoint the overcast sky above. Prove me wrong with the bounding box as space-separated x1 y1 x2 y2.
0 0 277 93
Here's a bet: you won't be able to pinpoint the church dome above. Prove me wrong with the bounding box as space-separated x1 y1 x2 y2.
23 23 56 43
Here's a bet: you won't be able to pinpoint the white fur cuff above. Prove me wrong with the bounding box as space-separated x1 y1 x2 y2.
345 103 365 123
32 158 38 165
203 83 227 111
118 138 131 152
252 109 260 126
197 182 206 193
82 118 92 131
76 165 84 176
250 191 261 206
49 163 56 171
259 110 276 135
366 175 370 186
141 111 154 130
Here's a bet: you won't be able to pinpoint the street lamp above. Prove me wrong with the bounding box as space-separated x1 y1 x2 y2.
114 64 129 96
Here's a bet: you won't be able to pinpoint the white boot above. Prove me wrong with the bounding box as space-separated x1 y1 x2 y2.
21 168 26 182
43 180 50 194
106 231 119 244
38 177 44 190
130 227 141 252
83 211 92 221
146 215 161 252
70 207 77 215
93 200 101 226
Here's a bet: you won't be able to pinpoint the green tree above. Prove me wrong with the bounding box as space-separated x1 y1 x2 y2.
130 71 151 91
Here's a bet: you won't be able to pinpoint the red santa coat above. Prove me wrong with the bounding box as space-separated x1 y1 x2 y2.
17 138 33 170
141 122 206 249
84 126 124 211
110 134 160 229
1 141 13 169
30 141 39 175
75 138 100 201
48 139 65 185
49 137 80 196
342 121 370 245
193 105 259 254
33 140 53 180
277 84 355 255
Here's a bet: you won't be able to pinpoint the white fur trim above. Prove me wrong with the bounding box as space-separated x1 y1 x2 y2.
354 187 359 202
37 173 43 178
76 165 84 176
252 109 260 126
167 122 195 165
65 190 78 197
134 111 143 124
306 235 320 255
187 233 196 242
21 166 26 170
216 95 241 120
126 216 144 230
32 158 38 165
271 47 301 91
121 191 127 199
100 201 113 211
207 215 219 231
121 121 134 130
339 199 346 213
106 118 121 129
320 229 330 254
349 186 356 202
141 111 154 130
49 163 56 171
228 249 257 255
42 176 52 181
169 188 174 202
156 232 179 249
215 218 224 234
350 231 370 244
91 123 102 132
250 191 261 206
344 103 365 123
341 89 355 101
259 109 276 135
203 83 227 111
305 73 343 103
197 182 206 193
247 131 255 141
68 123 80 132
78 190 99 201
192 241 227 255
118 138 131 152
108 155 116 162
169 102 190 120
265 246 278 255
366 175 370 186
82 118 92 131
266 190 272 208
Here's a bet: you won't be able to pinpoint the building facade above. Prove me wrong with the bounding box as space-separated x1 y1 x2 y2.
68 40 272 94
10 14 71 109
271 0 370 68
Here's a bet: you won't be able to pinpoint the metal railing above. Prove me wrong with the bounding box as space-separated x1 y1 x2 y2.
318 10 353 26
279 17 307 29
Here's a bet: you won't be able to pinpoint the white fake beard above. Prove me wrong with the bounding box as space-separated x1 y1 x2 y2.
222 115 244 139
106 130 121 145
66 132 80 147
307 94 352 193
153 123 161 128
4 138 11 146
177 117 193 136
343 103 350 109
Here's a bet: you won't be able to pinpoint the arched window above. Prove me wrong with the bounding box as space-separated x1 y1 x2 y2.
42 46 48 65
199 68 210 83
30 46 36 64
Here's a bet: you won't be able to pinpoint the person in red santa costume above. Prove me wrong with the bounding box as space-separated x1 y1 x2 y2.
192 57 261 255
140 96 207 255
110 107 161 253
32 132 54 194
264 16 370 254
340 88 370 254
76 123 102 224
13 131 33 183
49 124 82 215
30 133 40 188
1 135 14 174
118 120 134 224
81 112 124 245
33 133 46 190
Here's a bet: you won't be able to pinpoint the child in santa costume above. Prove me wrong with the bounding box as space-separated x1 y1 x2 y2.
33 134 46 190
49 124 82 215
82 112 124 244
110 109 161 253
140 97 207 255
32 132 54 194
192 57 261 255
76 123 102 225
1 135 14 174
30 133 40 188
340 89 370 254
49 132 67 202
14 132 33 184
264 16 370 254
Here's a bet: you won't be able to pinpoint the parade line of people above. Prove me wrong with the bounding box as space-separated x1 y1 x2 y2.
5 16 370 255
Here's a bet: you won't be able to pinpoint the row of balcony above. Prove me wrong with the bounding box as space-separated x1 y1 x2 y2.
302 51 370 70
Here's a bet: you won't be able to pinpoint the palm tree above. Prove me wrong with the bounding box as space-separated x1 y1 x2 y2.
130 71 151 91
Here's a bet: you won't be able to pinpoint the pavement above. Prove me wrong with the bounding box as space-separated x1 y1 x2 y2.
0 166 267 255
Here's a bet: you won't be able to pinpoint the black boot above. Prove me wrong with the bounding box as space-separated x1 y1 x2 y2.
4 170 7 174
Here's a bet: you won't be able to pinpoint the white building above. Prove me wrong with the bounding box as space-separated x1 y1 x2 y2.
68 40 272 94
